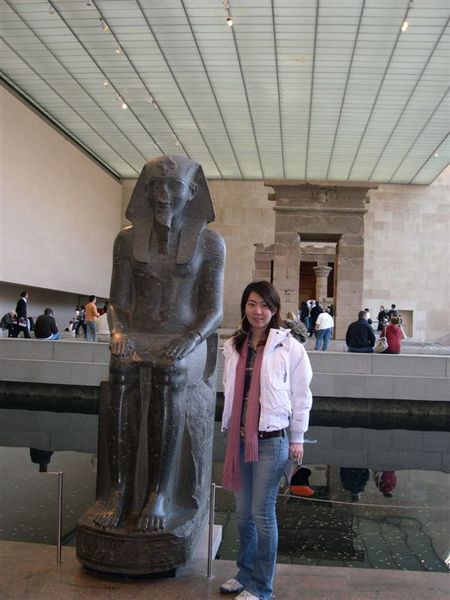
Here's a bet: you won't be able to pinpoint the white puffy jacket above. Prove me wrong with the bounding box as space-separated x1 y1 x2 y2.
221 328 313 443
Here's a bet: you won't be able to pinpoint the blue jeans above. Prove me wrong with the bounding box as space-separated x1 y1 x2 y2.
86 321 97 342
315 328 332 351
234 435 289 600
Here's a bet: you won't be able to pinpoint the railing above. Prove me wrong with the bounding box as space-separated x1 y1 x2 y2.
41 470 64 564
206 480 449 577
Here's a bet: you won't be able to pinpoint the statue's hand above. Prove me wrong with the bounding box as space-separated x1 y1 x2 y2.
162 332 200 362
109 332 135 358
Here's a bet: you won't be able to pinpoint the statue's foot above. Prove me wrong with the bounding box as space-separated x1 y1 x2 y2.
137 493 167 532
92 491 125 529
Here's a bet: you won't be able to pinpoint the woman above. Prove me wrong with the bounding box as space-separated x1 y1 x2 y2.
377 305 388 332
220 281 313 600
382 315 406 354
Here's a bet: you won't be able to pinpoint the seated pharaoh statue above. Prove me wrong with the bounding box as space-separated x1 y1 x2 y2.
76 155 226 575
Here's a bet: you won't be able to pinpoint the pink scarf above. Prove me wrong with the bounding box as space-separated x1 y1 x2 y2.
222 338 264 492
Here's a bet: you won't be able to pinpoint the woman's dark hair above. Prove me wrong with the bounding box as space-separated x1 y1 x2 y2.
233 280 282 352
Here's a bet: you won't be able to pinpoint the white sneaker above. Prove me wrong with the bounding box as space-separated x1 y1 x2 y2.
235 591 259 600
220 578 244 594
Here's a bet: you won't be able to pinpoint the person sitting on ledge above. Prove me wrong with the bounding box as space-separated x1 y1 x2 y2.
34 308 61 340
345 310 375 353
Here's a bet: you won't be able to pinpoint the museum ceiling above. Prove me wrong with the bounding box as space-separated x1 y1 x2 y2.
1 0 449 183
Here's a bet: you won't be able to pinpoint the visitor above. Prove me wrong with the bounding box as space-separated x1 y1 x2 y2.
220 280 313 600
314 307 334 351
12 291 30 338
345 310 376 353
377 305 388 332
96 301 110 342
364 308 373 326
34 308 61 340
309 300 322 337
74 305 87 339
388 303 398 318
1 310 16 338
381 315 406 354
85 295 100 342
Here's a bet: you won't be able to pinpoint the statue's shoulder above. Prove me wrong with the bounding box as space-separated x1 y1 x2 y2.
113 226 133 255
114 226 133 243
200 227 225 252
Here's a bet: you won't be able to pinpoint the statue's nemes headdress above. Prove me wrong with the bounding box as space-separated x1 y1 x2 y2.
126 155 215 264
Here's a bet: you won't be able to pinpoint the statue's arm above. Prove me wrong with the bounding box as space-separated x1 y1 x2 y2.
163 230 226 362
193 230 226 341
108 229 134 355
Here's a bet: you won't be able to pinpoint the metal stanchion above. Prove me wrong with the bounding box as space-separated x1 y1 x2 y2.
207 481 216 578
56 471 63 564
45 471 64 564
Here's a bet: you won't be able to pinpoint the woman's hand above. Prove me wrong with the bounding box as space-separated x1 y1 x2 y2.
289 442 304 463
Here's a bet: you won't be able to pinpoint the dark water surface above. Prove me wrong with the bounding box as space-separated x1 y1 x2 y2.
0 408 448 572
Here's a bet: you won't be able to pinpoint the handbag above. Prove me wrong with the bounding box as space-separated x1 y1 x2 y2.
375 328 389 353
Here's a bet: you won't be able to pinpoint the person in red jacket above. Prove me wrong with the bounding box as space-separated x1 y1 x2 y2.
381 315 406 354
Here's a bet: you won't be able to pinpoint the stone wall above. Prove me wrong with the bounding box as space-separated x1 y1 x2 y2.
0 87 123 298
364 166 450 342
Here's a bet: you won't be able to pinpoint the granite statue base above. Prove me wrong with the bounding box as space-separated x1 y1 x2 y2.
76 507 203 575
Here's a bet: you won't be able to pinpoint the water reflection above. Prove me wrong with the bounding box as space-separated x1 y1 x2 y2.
0 409 448 572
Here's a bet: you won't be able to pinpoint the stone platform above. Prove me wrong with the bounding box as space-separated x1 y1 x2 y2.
0 541 448 600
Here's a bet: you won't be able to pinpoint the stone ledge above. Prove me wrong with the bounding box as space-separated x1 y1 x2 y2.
1 340 449 402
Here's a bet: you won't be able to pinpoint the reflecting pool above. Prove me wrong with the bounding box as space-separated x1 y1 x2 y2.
0 408 448 572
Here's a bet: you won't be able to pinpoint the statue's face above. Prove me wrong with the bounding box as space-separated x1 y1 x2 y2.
146 177 196 227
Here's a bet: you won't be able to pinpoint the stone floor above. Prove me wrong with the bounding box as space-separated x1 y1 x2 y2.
1 541 449 600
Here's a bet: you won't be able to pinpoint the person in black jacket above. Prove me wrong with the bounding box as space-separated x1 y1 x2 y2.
12 291 30 338
34 308 61 340
309 300 322 337
345 310 376 352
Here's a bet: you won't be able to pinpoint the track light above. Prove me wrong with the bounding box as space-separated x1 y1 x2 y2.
401 0 413 32
103 80 109 87
115 47 121 54
121 102 128 110
48 2 54 14
101 19 109 32
226 16 233 27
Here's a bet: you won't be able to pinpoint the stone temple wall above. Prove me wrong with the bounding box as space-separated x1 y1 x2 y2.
364 166 450 342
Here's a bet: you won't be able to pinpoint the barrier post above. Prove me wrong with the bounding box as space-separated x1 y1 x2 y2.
207 482 216 577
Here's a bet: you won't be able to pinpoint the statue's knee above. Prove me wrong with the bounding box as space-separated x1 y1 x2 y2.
153 365 187 388
109 362 140 387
